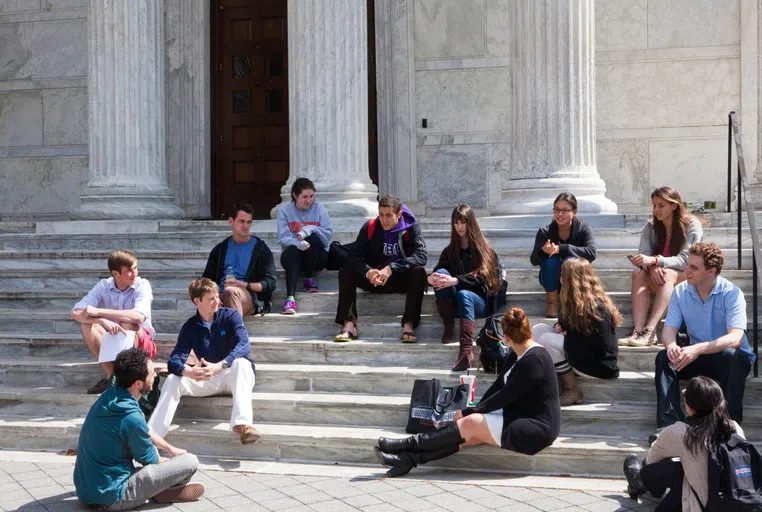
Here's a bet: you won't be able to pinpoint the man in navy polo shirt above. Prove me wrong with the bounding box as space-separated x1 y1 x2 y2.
655 242 753 428
147 278 260 444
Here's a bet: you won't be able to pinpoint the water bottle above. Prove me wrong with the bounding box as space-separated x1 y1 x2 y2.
224 266 235 284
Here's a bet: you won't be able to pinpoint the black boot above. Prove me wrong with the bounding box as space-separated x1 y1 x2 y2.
378 422 464 454
623 454 647 500
374 444 460 478
451 319 475 371
436 299 456 344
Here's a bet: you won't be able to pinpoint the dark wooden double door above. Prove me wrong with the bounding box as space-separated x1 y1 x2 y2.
212 0 378 219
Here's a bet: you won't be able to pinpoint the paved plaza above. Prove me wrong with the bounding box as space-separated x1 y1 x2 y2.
0 451 660 512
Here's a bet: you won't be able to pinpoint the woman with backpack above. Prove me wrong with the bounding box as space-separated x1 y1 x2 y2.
623 376 745 512
531 258 621 406
277 177 334 315
530 192 597 318
618 186 703 347
430 204 504 371
374 307 561 477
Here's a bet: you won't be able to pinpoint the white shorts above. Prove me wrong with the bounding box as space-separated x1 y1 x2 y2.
484 411 503 447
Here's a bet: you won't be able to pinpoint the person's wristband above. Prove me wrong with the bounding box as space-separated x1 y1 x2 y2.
222 360 231 369
246 282 251 292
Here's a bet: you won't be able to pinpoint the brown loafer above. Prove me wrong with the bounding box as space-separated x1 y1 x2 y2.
154 482 205 503
238 425 261 445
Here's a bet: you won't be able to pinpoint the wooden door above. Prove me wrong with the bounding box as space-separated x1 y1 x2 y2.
212 0 288 218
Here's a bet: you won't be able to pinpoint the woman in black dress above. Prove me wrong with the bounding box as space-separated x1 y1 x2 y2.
374 307 561 477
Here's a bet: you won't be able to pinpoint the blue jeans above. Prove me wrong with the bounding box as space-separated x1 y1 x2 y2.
655 345 751 428
433 269 487 321
538 255 573 292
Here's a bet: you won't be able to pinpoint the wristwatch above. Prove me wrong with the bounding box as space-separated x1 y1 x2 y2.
245 282 251 292
222 360 230 369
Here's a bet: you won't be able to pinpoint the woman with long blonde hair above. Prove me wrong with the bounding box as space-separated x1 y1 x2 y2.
430 205 504 371
619 187 702 347
532 258 622 405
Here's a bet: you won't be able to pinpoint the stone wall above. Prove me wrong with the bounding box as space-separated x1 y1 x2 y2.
412 0 754 214
0 0 88 220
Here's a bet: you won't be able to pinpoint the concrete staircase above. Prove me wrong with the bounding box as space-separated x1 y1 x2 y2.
0 214 759 479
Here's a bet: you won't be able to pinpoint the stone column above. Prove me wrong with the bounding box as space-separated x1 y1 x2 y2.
75 0 183 219
496 0 617 214
271 0 379 218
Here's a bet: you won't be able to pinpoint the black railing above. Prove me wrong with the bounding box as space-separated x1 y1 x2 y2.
727 111 761 376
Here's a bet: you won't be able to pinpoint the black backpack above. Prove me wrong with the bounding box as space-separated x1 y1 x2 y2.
694 433 762 511
475 314 511 374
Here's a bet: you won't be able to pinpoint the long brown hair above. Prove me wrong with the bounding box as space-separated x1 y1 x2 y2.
651 187 692 257
683 376 736 455
559 259 622 335
501 307 532 345
448 205 500 293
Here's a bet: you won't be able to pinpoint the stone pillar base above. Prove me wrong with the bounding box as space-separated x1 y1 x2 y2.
496 175 618 214
73 186 184 220
271 180 379 218
750 182 762 209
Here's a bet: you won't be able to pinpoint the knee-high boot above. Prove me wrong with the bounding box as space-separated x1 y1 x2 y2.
377 422 464 454
435 299 456 344
375 423 464 477
451 319 475 372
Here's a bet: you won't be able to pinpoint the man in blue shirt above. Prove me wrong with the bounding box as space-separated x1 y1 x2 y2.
74 348 204 508
147 278 260 444
202 203 277 317
655 242 752 427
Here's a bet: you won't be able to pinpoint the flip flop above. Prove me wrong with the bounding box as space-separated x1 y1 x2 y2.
334 330 358 343
400 331 417 343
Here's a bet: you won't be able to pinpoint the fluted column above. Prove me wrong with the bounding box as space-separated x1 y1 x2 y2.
497 0 617 214
75 0 183 219
272 0 379 218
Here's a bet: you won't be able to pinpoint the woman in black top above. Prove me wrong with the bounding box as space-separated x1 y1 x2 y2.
430 205 504 371
530 192 597 318
374 307 561 477
532 259 622 406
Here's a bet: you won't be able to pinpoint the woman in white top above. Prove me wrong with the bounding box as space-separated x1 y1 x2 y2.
619 187 702 347
623 376 744 512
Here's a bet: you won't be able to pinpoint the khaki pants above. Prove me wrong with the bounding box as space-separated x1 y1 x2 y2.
221 287 256 317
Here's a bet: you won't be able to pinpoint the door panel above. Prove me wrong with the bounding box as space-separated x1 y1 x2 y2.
213 0 288 218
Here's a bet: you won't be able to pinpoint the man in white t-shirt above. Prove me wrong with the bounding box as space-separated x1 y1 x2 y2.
71 250 156 395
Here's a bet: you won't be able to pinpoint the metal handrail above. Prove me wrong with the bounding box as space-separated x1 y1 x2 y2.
727 111 761 376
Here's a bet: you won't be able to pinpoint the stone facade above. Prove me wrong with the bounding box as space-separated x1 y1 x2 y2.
0 0 759 219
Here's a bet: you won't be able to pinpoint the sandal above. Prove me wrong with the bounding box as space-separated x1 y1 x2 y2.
334 330 358 343
400 331 417 343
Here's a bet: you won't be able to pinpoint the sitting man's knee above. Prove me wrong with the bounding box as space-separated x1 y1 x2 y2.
410 266 427 280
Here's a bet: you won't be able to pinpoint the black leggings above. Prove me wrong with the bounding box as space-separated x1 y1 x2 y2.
640 458 684 512
280 233 328 296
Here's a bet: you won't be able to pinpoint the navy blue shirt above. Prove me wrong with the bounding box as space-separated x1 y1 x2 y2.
167 307 255 376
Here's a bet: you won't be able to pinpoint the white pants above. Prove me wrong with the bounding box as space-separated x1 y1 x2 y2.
148 359 256 438
531 323 571 375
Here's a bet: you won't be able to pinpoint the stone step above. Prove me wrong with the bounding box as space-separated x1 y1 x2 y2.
0 309 754 341
0 333 662 372
0 415 647 477
1 360 761 406
2 386 761 441
0 226 760 252
0 267 755 294
2 288 759 323
0 246 757 271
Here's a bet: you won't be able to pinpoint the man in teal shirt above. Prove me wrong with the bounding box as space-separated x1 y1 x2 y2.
74 348 204 509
